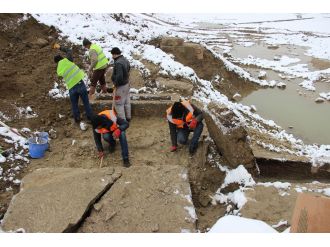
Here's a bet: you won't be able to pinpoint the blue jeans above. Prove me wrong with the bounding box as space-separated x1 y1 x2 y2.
103 131 129 160
177 121 204 151
69 81 93 122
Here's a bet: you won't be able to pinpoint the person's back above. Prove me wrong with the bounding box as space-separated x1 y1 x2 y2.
110 47 131 122
167 100 204 155
112 55 130 87
53 44 93 126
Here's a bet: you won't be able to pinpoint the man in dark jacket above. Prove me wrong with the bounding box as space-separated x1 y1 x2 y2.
91 109 130 167
110 47 131 121
166 100 204 155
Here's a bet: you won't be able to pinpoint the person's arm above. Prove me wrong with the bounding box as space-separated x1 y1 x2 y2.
116 117 129 131
168 122 177 147
191 104 203 122
93 130 103 152
89 49 98 71
59 46 73 62
111 63 124 87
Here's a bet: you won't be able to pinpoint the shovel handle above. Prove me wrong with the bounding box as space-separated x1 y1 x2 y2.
99 156 104 168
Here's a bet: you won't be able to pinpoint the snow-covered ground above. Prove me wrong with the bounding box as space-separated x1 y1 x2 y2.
1 13 330 234
26 14 330 167
2 13 329 183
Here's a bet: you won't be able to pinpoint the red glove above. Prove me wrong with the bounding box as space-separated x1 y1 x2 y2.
98 151 104 159
170 146 177 152
113 129 121 139
189 119 198 129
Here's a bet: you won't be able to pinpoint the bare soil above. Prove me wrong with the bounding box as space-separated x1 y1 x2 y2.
1 14 329 233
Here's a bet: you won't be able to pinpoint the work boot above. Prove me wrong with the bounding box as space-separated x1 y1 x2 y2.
123 158 131 168
189 146 197 156
74 117 81 124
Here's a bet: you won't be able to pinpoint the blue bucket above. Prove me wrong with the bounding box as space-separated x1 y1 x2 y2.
28 137 47 158
37 132 49 150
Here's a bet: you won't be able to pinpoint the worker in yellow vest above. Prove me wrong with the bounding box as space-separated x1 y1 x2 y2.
91 109 130 167
83 38 109 99
166 100 204 155
53 45 93 126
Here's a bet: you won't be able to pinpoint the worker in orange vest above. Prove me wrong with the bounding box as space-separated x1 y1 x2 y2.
166 100 204 155
91 109 130 167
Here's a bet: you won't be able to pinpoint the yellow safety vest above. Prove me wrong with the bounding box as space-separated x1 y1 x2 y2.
57 58 85 90
90 43 109 70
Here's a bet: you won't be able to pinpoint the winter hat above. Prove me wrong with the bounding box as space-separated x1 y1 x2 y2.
171 102 185 119
54 54 63 63
91 114 108 129
110 47 121 55
83 38 91 47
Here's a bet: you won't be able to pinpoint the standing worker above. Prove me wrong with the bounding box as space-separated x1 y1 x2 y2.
83 38 109 100
110 47 131 122
166 99 204 155
53 44 93 127
91 109 130 167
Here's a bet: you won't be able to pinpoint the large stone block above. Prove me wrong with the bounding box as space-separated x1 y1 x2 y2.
160 37 184 47
204 102 256 169
156 77 194 96
78 166 197 233
1 168 121 232
161 42 204 61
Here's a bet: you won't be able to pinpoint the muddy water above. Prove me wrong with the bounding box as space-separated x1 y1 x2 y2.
190 21 330 144
240 81 330 145
228 42 330 145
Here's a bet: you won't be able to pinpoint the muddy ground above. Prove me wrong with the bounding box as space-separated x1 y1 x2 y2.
0 13 74 218
1 14 329 232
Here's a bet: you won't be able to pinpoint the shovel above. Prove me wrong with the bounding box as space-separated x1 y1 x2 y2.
99 156 104 168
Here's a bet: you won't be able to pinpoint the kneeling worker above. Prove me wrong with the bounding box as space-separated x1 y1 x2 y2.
91 109 130 167
166 99 204 155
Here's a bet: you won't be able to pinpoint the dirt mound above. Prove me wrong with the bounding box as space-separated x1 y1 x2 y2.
0 14 87 219
152 37 258 98
0 14 85 127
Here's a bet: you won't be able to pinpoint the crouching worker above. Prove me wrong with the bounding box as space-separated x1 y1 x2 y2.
91 109 130 167
166 100 204 155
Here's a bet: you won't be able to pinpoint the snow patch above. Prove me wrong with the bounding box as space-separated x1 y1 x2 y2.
222 165 256 188
257 181 291 190
322 188 330 197
184 206 197 222
0 154 6 163
209 215 278 233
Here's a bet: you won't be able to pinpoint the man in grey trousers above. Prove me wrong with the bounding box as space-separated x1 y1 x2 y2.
110 47 131 122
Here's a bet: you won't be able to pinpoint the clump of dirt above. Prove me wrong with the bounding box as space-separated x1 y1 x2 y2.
311 57 330 70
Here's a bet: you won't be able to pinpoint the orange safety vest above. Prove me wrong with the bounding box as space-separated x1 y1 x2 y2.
166 100 195 128
95 110 118 134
